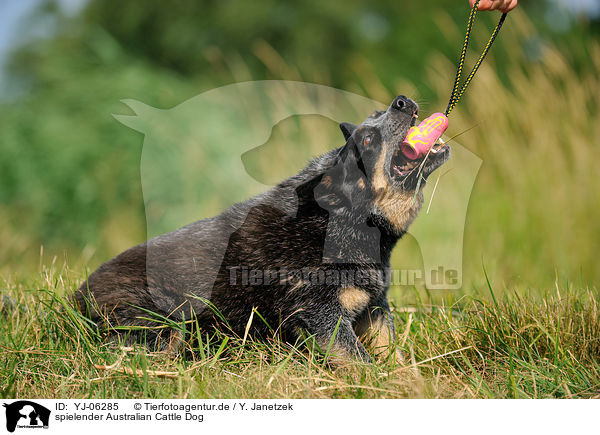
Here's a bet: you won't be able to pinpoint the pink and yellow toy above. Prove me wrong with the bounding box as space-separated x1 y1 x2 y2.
401 112 449 160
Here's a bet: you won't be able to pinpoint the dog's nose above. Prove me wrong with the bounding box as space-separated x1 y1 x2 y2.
391 95 416 113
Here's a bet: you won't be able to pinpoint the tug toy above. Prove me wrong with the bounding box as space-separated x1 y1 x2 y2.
400 0 507 160
401 113 449 160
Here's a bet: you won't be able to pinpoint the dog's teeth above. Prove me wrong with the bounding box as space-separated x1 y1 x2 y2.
429 138 446 154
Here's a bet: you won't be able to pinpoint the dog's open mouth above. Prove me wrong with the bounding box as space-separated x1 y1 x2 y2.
391 151 420 177
390 136 449 178
375 102 451 186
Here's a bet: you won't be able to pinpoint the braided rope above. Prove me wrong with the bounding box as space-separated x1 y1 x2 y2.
445 1 507 116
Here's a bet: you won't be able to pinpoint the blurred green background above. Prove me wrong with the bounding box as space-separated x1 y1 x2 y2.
1 0 599 290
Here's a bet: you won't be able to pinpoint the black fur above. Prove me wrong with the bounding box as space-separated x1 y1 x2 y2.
75 96 450 361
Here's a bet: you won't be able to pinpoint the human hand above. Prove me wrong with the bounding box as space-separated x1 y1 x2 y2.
469 0 517 13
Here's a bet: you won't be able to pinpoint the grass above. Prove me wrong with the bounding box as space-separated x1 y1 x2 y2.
2 265 599 399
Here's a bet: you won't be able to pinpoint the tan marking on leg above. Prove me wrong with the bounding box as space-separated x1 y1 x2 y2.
165 329 184 354
320 341 352 359
358 178 366 189
370 146 424 232
338 287 370 315
359 316 404 363
316 338 366 366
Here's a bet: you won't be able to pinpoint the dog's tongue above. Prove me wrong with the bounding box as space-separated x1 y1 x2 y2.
401 113 449 160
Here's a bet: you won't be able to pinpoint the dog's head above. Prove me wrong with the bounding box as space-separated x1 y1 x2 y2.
341 95 450 192
323 96 450 233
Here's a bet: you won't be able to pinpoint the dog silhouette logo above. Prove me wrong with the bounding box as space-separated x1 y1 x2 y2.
2 401 50 433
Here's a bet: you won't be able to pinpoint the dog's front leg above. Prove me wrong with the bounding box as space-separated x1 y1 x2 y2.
304 314 372 363
354 296 403 363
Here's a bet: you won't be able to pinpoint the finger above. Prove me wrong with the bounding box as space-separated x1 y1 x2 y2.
495 0 509 11
491 0 511 11
500 0 518 12
473 0 498 11
498 0 512 12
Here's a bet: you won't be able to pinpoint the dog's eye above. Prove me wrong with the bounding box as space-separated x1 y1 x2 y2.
363 136 372 146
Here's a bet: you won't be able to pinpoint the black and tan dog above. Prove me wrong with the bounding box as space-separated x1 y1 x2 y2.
75 95 450 362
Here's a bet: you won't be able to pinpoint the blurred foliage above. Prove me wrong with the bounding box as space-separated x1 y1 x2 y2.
0 0 599 290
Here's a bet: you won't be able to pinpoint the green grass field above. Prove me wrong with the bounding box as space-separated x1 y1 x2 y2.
2 265 599 399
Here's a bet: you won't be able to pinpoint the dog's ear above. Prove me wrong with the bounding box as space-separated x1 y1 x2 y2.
339 122 358 142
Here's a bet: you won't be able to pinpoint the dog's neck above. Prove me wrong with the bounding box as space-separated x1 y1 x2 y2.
282 146 424 266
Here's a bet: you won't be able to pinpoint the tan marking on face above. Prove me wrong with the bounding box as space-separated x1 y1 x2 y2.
371 147 389 192
322 175 332 187
358 178 366 189
370 145 424 232
338 286 370 314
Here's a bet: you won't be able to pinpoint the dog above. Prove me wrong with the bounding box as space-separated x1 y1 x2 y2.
75 95 450 362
